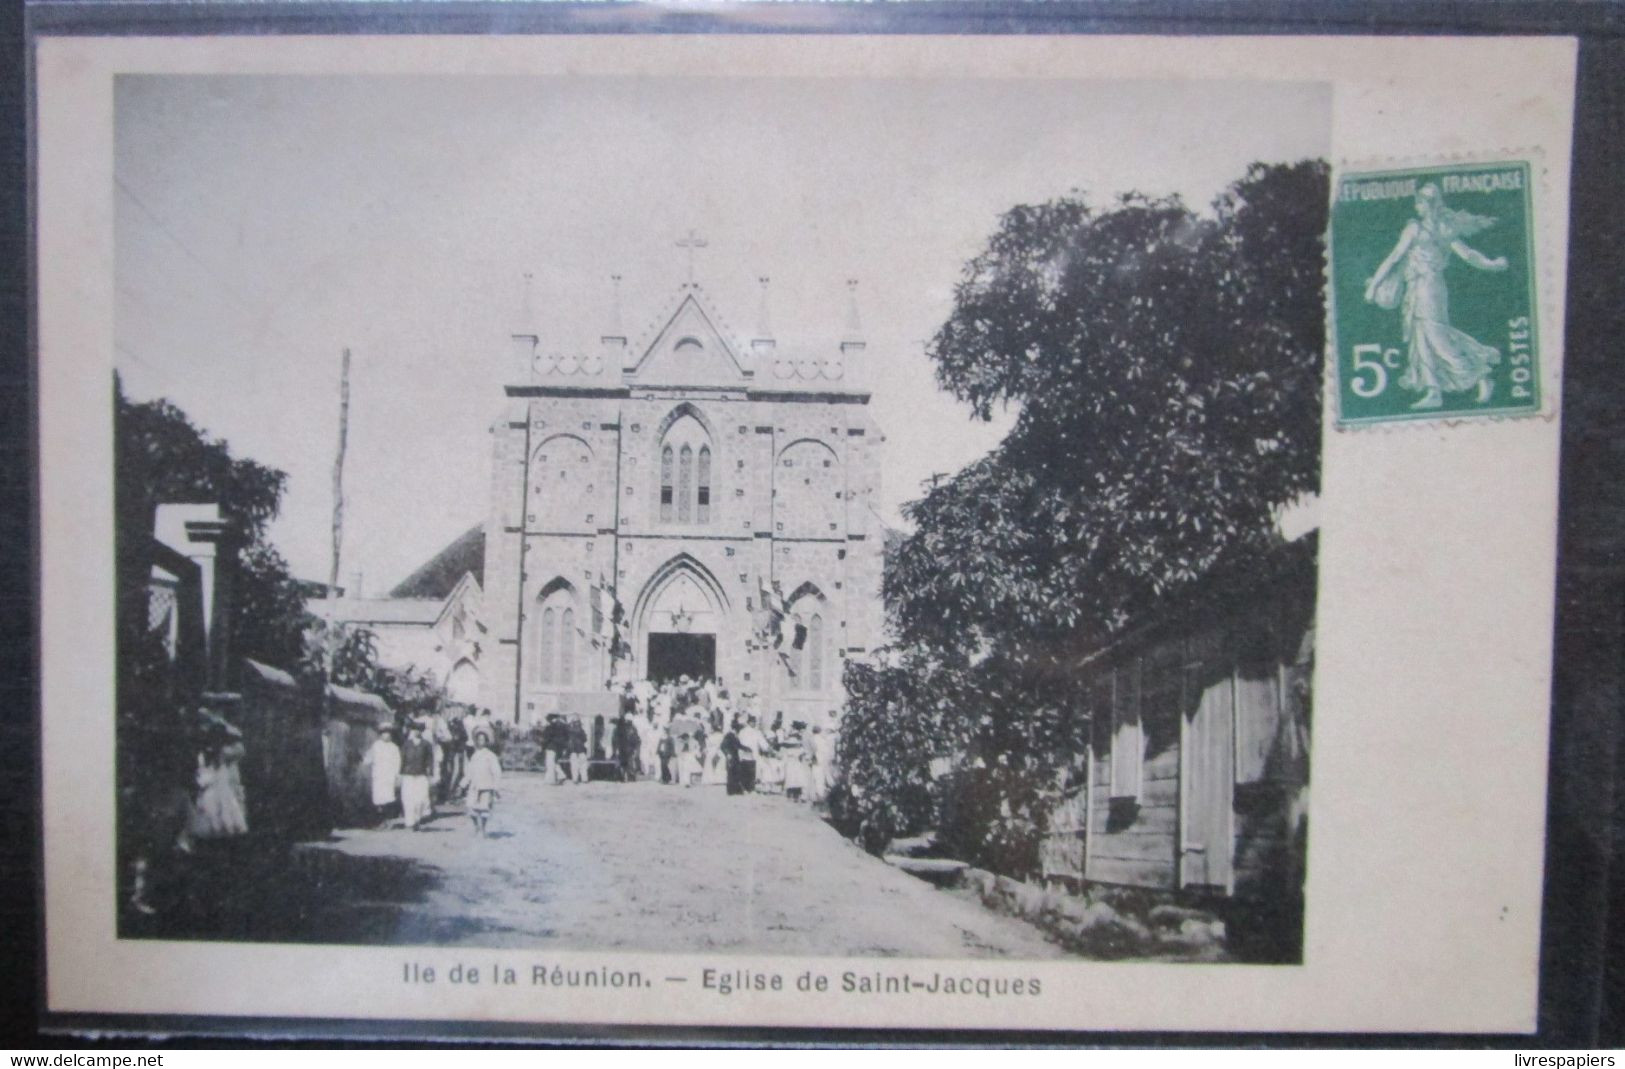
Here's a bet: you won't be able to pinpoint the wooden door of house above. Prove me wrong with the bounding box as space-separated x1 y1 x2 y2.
1180 666 1235 892
1039 779 1090 886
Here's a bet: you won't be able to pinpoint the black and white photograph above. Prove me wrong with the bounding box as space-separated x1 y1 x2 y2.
34 31 1575 1035
111 70 1327 965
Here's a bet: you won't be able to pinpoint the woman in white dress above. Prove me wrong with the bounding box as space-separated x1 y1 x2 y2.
700 728 728 786
638 712 661 780
189 728 249 840
783 731 813 802
365 726 402 827
677 734 703 787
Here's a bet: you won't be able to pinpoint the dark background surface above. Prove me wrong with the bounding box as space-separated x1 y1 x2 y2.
2 0 1622 1049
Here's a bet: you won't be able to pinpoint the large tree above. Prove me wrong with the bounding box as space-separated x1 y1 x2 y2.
892 161 1328 663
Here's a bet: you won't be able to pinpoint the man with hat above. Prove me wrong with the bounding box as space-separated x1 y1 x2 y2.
398 719 435 830
543 713 576 785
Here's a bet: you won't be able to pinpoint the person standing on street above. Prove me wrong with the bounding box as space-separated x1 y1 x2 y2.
735 714 768 794
365 726 402 828
613 714 641 782
464 731 501 838
541 714 571 785
398 720 435 830
568 715 590 784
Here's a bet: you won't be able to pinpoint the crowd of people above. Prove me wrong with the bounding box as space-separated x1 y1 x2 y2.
531 676 841 803
357 676 842 841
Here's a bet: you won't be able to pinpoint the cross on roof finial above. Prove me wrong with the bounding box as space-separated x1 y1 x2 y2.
676 229 709 284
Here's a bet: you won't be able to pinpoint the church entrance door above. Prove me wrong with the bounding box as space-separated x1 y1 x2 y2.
646 632 716 684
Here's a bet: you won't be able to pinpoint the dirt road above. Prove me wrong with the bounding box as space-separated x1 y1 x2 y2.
287 772 1064 958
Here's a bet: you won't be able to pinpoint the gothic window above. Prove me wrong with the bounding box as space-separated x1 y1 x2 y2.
697 446 712 523
536 584 581 687
539 607 557 683
559 607 576 685
808 613 825 690
678 445 694 523
655 407 716 526
781 587 829 693
660 446 674 522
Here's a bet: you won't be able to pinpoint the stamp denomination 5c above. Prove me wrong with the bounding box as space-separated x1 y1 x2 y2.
1331 160 1539 426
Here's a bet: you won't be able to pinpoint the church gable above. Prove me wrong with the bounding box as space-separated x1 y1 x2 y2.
629 292 750 388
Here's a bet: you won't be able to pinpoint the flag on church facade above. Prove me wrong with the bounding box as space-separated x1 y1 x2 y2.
590 578 620 643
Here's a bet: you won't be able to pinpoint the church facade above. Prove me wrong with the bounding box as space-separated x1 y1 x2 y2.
479 279 886 729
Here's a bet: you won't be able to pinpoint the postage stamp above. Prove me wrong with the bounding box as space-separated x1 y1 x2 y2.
1331 160 1540 426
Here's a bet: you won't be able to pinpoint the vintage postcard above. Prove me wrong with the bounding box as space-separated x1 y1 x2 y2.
34 32 1574 1036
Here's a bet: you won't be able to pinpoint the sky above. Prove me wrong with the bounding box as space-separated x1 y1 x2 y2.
115 74 1329 593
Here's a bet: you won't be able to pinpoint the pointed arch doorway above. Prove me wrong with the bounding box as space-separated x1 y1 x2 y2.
634 556 728 684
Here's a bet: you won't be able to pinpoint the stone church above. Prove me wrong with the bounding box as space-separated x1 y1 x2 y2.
469 273 886 728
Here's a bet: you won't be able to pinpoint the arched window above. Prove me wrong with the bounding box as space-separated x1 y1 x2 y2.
781 587 829 693
559 607 575 685
678 445 694 523
660 446 674 522
539 607 557 683
697 446 712 523
808 613 825 691
655 407 717 527
536 583 581 688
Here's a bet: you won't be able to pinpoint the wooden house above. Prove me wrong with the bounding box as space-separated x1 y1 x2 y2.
1040 537 1314 912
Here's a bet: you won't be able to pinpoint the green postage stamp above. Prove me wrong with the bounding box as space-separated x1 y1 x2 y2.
1330 160 1540 426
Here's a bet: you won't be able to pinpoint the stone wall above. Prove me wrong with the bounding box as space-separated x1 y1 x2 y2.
485 388 883 727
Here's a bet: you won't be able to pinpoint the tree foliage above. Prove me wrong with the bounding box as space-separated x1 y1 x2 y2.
116 375 311 672
302 618 444 720
893 161 1328 660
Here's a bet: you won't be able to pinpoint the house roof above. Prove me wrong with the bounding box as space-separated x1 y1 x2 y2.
323 598 445 626
389 523 485 599
241 657 392 721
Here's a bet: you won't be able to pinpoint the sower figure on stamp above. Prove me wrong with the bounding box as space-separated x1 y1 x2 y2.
1363 182 1508 410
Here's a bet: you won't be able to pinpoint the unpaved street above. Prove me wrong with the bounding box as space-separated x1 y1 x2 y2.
290 773 1064 958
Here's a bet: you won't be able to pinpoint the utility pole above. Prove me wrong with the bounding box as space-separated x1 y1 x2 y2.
326 347 352 697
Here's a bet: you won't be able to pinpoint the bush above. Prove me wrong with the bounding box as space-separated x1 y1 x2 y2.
497 721 547 772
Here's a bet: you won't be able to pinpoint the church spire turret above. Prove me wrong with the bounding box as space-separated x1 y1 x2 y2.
602 273 628 353
510 269 539 382
751 275 776 358
841 278 866 354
